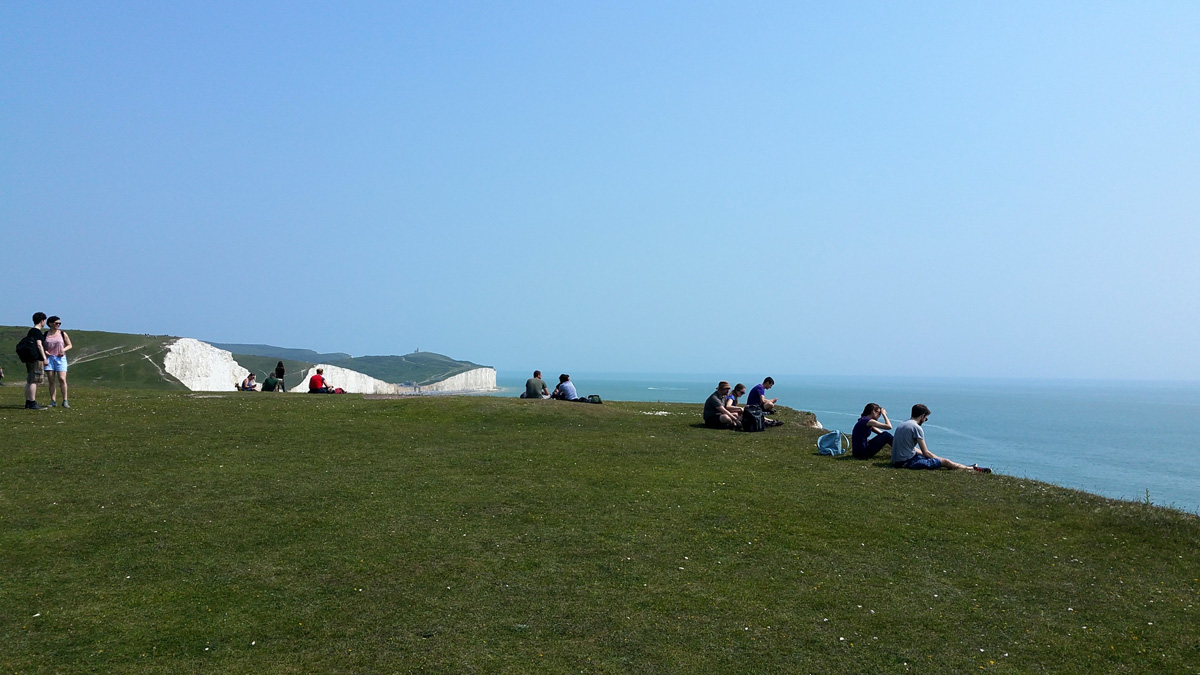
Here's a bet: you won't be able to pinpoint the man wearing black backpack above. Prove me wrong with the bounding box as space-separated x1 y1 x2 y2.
21 312 49 410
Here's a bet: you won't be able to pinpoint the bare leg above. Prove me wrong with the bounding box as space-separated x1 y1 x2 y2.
47 372 58 403
57 372 68 403
929 453 971 470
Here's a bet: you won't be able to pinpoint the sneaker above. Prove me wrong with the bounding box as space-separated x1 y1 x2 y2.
971 464 992 474
63 400 70 409
48 400 57 408
27 402 48 410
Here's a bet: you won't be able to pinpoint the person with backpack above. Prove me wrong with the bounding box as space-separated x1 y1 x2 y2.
892 404 990 473
850 403 893 459
42 316 73 408
19 312 49 410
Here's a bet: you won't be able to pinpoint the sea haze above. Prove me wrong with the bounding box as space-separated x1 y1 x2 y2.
494 372 1200 514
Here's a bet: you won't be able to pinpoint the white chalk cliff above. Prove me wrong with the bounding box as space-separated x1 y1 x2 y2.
161 338 495 394
290 364 497 395
164 338 249 391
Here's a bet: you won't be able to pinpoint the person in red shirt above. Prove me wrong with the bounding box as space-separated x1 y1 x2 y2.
308 368 332 393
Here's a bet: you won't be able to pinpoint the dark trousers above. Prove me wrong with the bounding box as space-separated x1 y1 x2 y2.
852 431 894 459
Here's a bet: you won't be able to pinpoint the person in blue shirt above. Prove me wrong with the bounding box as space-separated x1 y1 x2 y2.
551 373 579 401
746 377 778 412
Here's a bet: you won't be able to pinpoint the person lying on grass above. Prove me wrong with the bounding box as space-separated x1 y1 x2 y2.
703 381 741 429
891 404 990 472
851 403 893 459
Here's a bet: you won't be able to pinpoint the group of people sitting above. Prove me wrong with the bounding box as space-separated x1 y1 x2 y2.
239 362 344 394
240 361 288 392
851 402 990 472
703 377 784 429
521 370 586 401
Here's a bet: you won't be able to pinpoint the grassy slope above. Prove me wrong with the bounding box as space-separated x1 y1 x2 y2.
1 386 1196 673
0 326 184 391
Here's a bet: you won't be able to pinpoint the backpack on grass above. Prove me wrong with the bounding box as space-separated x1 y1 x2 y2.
817 430 849 456
741 405 766 432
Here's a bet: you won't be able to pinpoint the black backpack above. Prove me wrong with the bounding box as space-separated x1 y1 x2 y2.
741 405 766 432
15 334 39 363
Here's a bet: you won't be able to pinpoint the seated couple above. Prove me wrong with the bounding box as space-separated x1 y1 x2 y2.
549 373 585 401
853 403 989 472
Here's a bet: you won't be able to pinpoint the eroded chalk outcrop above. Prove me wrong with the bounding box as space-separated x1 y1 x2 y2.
164 338 249 391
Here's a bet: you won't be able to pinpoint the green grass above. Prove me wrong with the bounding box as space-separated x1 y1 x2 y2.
1 385 1197 673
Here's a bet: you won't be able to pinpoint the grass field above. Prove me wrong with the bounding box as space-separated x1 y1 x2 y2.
1 385 1197 673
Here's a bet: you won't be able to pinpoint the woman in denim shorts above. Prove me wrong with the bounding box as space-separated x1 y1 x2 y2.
42 316 73 408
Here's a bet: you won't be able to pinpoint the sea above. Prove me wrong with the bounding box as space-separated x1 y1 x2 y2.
492 372 1200 514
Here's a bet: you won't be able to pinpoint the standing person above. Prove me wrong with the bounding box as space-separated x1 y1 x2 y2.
850 403 893 459
523 370 549 399
23 312 49 410
42 316 73 408
274 361 287 391
703 381 740 429
550 373 578 401
891 404 990 472
747 377 779 412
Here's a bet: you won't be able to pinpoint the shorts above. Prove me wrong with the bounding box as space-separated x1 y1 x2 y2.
894 456 942 470
26 361 45 384
704 417 732 429
45 355 68 372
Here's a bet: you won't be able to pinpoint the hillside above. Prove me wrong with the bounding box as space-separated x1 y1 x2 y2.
1 387 1196 672
1 327 490 391
0 326 185 390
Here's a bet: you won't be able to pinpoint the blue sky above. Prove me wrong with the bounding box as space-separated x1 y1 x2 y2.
3 2 1197 379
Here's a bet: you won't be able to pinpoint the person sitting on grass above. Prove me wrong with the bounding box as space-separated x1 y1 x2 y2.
851 403 893 459
522 370 549 399
262 372 284 392
308 368 333 393
703 381 740 429
240 373 259 391
747 377 779 412
891 404 990 473
550 373 578 401
725 383 747 416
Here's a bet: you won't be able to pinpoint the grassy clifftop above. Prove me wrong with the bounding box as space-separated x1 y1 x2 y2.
1 387 1196 672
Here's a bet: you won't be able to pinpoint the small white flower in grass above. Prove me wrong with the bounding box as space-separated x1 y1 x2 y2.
33 613 40 618
839 637 844 641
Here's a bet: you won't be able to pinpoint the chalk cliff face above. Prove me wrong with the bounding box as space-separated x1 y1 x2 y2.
290 364 497 395
164 338 249 391
161 338 495 394
290 364 415 395
419 367 497 392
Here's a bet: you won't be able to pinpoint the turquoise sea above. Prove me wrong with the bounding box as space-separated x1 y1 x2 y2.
493 372 1200 514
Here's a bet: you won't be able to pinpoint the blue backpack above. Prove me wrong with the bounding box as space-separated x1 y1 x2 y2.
817 430 848 456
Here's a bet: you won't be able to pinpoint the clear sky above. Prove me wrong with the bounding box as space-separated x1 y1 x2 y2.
3 2 1197 379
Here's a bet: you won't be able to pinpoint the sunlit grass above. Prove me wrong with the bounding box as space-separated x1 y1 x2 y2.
1 386 1196 672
